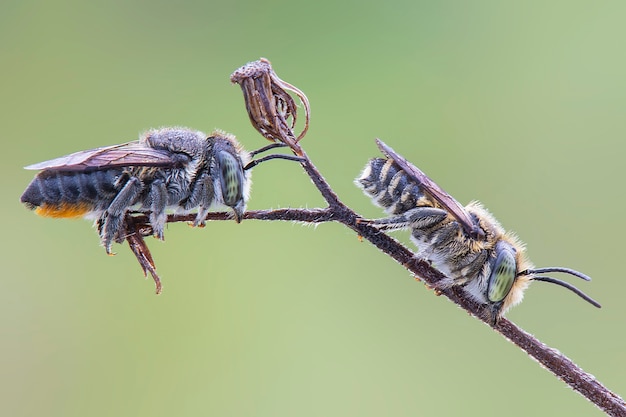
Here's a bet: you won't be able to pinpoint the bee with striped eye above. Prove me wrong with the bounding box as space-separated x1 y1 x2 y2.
21 127 300 254
356 139 600 324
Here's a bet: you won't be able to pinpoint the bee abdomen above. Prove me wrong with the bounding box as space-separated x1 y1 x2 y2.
21 170 122 218
356 158 424 215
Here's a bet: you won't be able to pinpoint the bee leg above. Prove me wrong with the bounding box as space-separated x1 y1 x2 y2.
364 207 448 231
360 216 411 230
400 207 449 229
183 172 215 227
451 250 489 285
101 177 143 254
193 206 210 227
149 179 168 240
426 221 459 248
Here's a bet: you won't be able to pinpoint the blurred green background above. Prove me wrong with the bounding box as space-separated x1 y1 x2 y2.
2 1 624 416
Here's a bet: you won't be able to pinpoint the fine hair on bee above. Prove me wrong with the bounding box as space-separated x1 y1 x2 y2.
356 139 600 324
21 127 303 254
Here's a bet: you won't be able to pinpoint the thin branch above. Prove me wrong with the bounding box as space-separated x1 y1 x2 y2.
132 208 335 226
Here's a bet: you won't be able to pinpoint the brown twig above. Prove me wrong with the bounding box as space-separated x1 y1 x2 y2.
122 58 625 416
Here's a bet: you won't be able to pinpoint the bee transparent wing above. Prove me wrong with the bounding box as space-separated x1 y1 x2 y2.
25 141 179 172
375 138 483 239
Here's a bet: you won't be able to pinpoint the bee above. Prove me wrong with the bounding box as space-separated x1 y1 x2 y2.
356 139 600 324
21 127 301 254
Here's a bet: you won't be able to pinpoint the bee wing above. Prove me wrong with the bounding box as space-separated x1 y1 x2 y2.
375 138 483 239
24 141 179 172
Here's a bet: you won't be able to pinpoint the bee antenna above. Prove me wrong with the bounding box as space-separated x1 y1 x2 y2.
244 154 305 170
531 276 601 308
249 142 288 157
244 142 305 171
521 267 592 282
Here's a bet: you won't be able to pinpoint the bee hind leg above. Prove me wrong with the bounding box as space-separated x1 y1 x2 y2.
358 216 412 231
360 207 448 231
100 177 144 254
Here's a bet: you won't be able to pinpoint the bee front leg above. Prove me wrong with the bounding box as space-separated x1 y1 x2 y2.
101 177 143 254
149 179 168 240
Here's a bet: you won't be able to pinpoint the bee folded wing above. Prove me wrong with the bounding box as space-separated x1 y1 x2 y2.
375 138 483 239
24 142 180 171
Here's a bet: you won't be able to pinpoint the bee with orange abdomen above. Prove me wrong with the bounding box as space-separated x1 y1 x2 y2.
356 139 600 324
21 127 299 254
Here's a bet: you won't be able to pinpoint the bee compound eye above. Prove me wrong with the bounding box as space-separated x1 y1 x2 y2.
217 151 244 207
487 246 517 303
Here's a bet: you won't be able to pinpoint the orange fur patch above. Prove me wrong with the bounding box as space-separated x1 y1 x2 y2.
34 202 93 218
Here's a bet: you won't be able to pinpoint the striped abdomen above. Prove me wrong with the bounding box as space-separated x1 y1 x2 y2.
356 158 436 215
21 169 123 218
357 157 494 284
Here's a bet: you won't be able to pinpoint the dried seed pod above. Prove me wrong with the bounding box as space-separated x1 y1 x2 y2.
231 58 310 147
